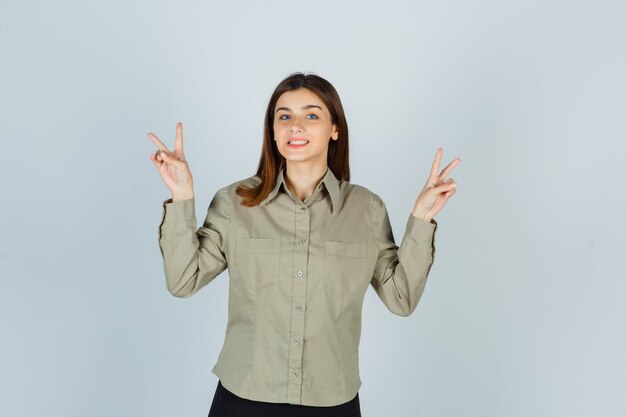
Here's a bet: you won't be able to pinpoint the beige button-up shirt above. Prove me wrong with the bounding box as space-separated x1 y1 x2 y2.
157 166 438 407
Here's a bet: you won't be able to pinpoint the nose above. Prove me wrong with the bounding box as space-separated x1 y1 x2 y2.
290 120 303 133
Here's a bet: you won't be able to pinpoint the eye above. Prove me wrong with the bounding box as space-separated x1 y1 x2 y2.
277 114 319 120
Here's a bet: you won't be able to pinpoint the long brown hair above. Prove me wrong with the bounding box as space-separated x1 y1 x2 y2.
235 72 350 207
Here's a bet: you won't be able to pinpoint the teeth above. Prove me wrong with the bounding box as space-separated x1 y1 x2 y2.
289 140 308 145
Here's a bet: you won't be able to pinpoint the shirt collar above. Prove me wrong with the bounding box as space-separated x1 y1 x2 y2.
259 166 340 214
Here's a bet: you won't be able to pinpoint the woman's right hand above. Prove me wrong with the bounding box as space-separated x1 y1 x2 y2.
148 122 195 201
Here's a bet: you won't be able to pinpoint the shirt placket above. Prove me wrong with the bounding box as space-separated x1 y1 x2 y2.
286 200 310 403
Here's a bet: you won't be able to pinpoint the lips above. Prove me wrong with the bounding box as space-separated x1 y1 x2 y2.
287 138 309 148
288 137 309 144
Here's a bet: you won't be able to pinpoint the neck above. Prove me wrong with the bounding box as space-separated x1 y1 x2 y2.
284 163 328 202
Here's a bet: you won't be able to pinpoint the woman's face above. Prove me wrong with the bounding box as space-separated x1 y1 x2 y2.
273 88 338 168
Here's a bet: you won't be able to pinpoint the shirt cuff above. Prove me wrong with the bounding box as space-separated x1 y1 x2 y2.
404 213 437 243
162 197 196 222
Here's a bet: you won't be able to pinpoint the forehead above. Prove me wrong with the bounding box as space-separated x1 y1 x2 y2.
276 88 326 110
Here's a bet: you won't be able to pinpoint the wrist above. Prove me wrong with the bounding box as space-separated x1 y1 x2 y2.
173 193 194 202
410 211 431 222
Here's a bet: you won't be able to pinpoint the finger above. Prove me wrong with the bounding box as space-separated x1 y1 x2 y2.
148 132 169 152
149 152 163 168
160 150 187 169
435 179 457 192
175 122 183 152
437 157 461 182
431 163 452 188
428 147 442 184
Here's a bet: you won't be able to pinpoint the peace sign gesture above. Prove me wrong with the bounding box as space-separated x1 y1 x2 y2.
148 122 195 201
411 148 460 222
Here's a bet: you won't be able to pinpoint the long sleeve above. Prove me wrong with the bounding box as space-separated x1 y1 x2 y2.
369 193 437 316
157 187 231 298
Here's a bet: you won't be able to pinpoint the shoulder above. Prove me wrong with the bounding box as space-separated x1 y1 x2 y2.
339 180 385 215
223 174 260 192
342 180 382 203
215 174 260 194
210 174 261 205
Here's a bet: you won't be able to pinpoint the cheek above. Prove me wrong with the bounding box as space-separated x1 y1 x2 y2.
273 124 287 135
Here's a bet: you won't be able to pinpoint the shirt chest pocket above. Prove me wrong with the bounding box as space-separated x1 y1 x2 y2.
234 237 281 304
324 241 367 298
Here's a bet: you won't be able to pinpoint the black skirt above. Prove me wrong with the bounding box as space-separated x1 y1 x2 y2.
207 380 362 417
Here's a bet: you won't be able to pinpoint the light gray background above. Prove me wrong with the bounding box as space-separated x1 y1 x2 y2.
1 0 624 416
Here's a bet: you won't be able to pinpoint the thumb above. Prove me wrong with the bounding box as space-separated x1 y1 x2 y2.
161 151 186 169
443 178 457 188
431 179 456 195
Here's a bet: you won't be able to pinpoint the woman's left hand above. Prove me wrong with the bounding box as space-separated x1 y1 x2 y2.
411 147 461 222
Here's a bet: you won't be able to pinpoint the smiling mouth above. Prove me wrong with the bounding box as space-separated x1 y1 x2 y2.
287 140 309 148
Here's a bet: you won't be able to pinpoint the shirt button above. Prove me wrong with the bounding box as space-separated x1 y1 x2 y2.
297 238 305 244
294 337 301 344
297 270 303 277
296 305 302 311
300 207 306 213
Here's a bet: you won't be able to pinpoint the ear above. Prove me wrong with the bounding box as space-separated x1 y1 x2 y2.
331 124 339 140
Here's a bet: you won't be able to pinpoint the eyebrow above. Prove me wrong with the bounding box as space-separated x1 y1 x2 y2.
275 104 323 113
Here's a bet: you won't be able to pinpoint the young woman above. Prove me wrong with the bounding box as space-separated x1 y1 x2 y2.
149 72 460 417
